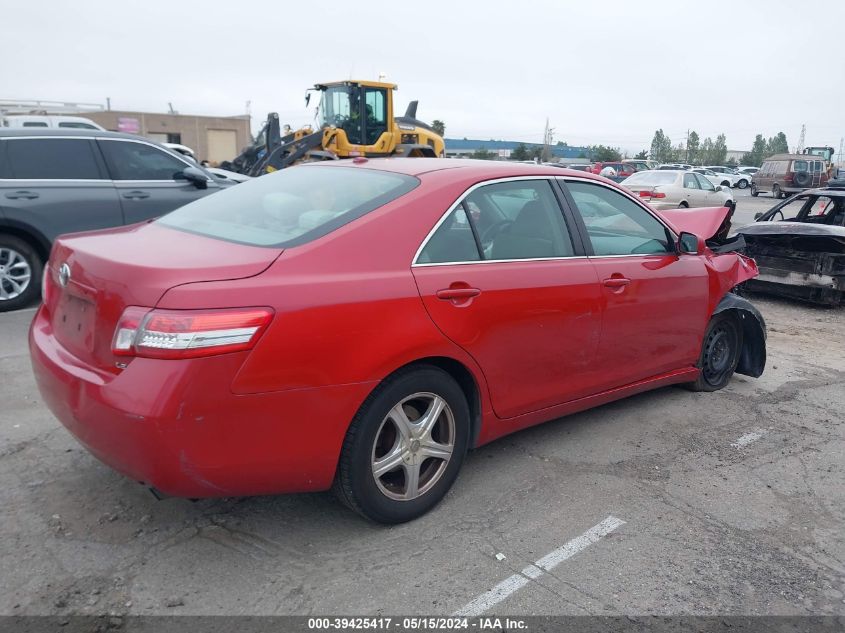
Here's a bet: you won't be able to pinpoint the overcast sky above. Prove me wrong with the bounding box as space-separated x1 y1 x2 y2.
3 0 843 155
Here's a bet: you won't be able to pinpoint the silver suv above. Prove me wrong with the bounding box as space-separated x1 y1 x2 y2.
0 129 234 311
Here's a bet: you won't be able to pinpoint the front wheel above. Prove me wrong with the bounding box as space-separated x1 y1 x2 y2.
0 235 42 312
750 183 759 197
334 366 470 523
686 313 743 392
772 184 782 199
737 179 748 189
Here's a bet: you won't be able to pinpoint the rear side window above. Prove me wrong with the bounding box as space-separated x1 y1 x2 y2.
99 140 189 180
58 122 99 129
22 121 48 127
1 138 101 179
158 166 418 247
416 206 482 264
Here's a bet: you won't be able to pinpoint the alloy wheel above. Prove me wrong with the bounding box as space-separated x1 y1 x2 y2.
0 247 32 301
371 392 455 501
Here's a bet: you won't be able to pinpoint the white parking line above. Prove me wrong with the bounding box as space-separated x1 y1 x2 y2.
731 430 765 448
453 515 625 616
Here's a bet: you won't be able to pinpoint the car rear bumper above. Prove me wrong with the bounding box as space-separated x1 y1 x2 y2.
29 306 376 497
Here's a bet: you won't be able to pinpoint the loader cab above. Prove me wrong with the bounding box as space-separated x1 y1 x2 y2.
316 81 394 150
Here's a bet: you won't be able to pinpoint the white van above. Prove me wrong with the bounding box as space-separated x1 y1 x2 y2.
1 115 105 130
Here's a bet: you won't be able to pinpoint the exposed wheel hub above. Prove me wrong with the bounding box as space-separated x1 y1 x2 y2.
0 248 32 301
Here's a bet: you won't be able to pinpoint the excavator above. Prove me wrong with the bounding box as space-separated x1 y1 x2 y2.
220 80 445 176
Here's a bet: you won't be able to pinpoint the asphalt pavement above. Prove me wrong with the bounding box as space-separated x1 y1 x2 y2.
0 288 843 617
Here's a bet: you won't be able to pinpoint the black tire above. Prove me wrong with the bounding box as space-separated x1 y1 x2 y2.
0 234 42 312
334 365 470 524
794 171 810 187
678 201 689 208
721 180 731 188
686 313 743 392
737 179 748 189
751 183 759 197
772 184 782 199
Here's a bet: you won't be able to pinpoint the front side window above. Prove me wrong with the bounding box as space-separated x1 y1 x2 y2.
58 122 99 129
99 140 188 180
683 174 700 189
22 121 48 127
566 180 672 256
695 173 716 191
1 138 101 179
158 165 418 248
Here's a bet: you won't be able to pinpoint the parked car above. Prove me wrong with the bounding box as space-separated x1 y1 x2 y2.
30 159 765 523
691 168 727 188
703 166 750 189
621 169 734 210
205 166 252 183
162 142 198 162
751 154 829 199
590 161 636 181
622 159 658 172
658 163 692 170
737 184 845 305
0 129 234 311
1 115 104 130
565 164 593 172
737 166 760 177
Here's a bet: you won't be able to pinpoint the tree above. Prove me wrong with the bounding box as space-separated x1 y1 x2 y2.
743 134 767 166
725 157 738 167
687 131 700 164
510 143 530 161
634 149 648 159
589 144 622 162
431 120 446 137
471 148 495 160
712 133 728 165
649 129 673 163
700 137 714 165
765 131 789 157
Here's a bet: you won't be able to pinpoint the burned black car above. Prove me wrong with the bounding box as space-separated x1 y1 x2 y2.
737 184 845 306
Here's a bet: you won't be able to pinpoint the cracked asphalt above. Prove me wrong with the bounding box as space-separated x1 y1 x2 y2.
1 289 843 617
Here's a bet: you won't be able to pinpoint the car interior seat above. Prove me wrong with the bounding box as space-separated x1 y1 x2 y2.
491 200 569 260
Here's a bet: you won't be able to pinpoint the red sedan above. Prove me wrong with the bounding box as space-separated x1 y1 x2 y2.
30 159 766 523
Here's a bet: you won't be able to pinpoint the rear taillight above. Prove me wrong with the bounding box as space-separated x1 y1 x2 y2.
112 307 274 359
785 173 794 183
637 190 666 199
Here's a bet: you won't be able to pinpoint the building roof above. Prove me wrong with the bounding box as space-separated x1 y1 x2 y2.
444 138 591 158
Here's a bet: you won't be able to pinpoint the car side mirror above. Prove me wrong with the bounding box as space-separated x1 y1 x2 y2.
714 185 722 192
678 231 705 255
754 212 763 220
181 166 208 190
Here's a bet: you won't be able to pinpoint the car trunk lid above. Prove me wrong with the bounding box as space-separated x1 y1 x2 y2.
44 222 282 371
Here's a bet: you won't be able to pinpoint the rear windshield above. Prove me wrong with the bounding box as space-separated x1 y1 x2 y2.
157 165 418 247
623 171 677 185
793 160 808 172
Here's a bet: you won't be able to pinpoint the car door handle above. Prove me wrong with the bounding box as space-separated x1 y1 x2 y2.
602 277 630 288
5 191 39 200
122 191 150 199
436 287 481 300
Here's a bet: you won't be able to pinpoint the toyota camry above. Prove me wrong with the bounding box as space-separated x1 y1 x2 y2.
30 159 766 523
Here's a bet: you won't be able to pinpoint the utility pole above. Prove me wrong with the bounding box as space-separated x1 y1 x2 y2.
796 124 806 153
541 118 554 163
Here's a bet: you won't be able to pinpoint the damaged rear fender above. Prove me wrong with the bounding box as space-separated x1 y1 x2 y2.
712 293 767 378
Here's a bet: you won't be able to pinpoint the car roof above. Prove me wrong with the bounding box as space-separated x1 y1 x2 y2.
0 128 140 140
306 157 611 181
764 154 822 161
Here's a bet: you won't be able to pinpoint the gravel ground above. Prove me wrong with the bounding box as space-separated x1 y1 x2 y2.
0 290 843 618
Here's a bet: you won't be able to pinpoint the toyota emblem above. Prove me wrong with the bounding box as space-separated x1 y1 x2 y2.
58 263 71 288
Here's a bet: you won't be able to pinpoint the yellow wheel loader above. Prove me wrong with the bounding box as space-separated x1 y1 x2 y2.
221 80 445 176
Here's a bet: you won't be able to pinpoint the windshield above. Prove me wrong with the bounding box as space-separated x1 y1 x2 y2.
793 160 808 172
623 171 678 185
157 166 418 248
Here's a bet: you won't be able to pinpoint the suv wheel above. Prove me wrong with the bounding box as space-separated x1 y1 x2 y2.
750 183 759 197
0 235 42 312
334 365 470 523
772 184 782 199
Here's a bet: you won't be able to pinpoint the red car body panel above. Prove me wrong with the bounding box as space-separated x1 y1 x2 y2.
29 159 761 498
